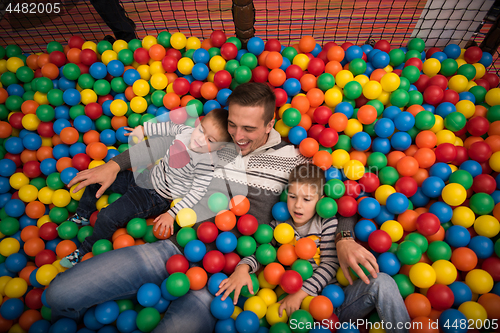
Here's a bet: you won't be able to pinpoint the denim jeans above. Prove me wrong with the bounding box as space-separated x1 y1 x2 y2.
334 273 411 333
76 170 171 256
46 240 216 333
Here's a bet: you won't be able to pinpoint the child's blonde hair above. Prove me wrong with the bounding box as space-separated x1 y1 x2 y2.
288 163 325 197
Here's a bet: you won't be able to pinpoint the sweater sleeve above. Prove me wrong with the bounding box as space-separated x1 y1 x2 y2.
335 214 358 239
301 217 339 296
144 121 191 137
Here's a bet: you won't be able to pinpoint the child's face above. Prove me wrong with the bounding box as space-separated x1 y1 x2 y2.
189 118 227 153
287 182 321 225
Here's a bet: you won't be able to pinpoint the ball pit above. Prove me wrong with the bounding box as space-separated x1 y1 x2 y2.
0 31 499 333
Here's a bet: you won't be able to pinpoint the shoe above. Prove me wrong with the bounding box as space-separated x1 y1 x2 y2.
67 213 90 226
60 250 81 268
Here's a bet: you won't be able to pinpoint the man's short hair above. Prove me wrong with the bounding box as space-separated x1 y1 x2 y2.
203 108 232 142
288 164 325 197
227 82 276 125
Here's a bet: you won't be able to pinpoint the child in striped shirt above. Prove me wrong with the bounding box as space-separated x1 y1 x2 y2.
217 163 339 316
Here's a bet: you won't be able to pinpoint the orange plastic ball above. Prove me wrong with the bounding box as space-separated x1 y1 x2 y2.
113 234 136 249
292 95 311 114
312 150 333 170
200 82 218 100
266 51 283 69
387 151 406 168
277 244 298 266
477 293 500 320
41 63 59 79
413 168 429 187
327 47 345 62
56 239 77 258
21 150 38 164
111 116 128 130
186 266 208 290
309 295 334 320
307 88 325 108
19 309 42 331
299 36 316 53
83 130 100 145
21 100 39 114
405 293 432 319
268 69 286 87
215 210 237 231
328 113 348 132
25 201 46 219
416 131 437 149
300 74 317 92
163 92 181 110
413 148 436 169
56 157 73 172
36 146 53 161
26 54 39 70
149 44 166 61
229 195 250 216
297 114 312 131
451 247 477 272
299 138 319 157
60 127 79 145
357 105 377 125
24 237 45 257
37 54 50 68
263 262 286 285
397 156 419 177
87 142 108 160
295 237 317 260
20 225 39 242
398 210 419 232
112 228 128 241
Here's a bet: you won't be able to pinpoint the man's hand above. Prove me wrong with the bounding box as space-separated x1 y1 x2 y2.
216 264 253 304
67 160 121 198
336 239 379 285
124 125 144 143
277 289 308 317
153 213 175 237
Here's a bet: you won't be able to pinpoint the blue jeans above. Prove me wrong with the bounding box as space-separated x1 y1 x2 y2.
46 240 216 333
334 273 411 333
76 170 170 255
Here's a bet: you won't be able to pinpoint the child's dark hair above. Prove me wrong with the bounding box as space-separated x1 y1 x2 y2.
227 82 276 125
202 108 232 142
288 164 325 197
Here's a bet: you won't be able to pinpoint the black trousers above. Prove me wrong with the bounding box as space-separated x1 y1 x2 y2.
89 0 137 41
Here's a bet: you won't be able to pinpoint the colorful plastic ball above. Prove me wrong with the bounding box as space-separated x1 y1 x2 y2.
358 197 381 219
235 310 259 333
216 232 238 254
441 183 467 206
137 283 161 307
272 202 291 222
409 263 436 289
166 254 189 275
385 193 409 214
368 229 392 253
184 240 206 262
288 126 308 145
211 295 235 320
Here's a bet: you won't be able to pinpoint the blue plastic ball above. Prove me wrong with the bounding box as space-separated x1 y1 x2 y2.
468 236 494 259
394 112 415 131
0 298 24 320
443 44 461 59
104 149 120 163
215 318 236 333
69 142 87 157
89 62 108 79
100 129 116 146
63 88 81 106
5 252 27 272
22 133 42 151
28 319 51 333
371 51 390 69
448 281 472 308
137 283 161 307
216 231 238 253
123 69 141 86
5 137 24 154
60 167 79 185
459 160 482 178
0 159 16 177
160 278 179 301
156 107 170 123
321 284 345 308
385 192 409 214
193 48 210 64
204 100 221 115
439 309 468 333
58 76 76 91
235 310 259 333
372 137 391 154
351 132 371 151
53 118 72 135
5 199 25 217
84 307 104 330
421 176 446 198
382 106 401 120
7 84 24 97
210 295 235 320
435 102 456 118
208 272 228 296
0 193 10 207
429 162 452 181
377 252 401 276
19 214 37 228
374 205 395 225
40 158 57 176
345 45 363 62
279 56 291 71
458 91 475 103
479 52 493 67
335 102 354 118
236 49 248 61
116 310 138 333
247 37 265 56
354 219 377 242
107 60 125 77
283 78 301 96
184 240 207 262
94 301 120 325
29 268 44 287
431 52 447 62
445 225 471 248
153 297 170 313
73 115 92 133
429 202 453 223
271 201 291 222
390 132 411 151
374 118 395 138
52 144 70 159
192 63 209 81
217 88 232 106
288 126 308 145
409 188 430 208
357 197 381 219
325 167 342 181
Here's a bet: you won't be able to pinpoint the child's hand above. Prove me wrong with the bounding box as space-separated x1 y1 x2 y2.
277 289 309 317
124 125 144 143
216 264 253 304
153 213 175 237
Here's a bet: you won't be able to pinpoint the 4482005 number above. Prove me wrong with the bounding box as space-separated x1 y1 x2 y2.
6 2 61 14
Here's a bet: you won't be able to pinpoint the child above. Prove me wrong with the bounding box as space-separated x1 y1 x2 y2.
60 108 232 268
216 163 339 316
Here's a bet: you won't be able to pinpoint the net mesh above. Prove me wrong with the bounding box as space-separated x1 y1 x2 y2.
0 0 498 73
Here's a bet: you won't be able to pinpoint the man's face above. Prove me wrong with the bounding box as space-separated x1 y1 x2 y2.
227 104 275 156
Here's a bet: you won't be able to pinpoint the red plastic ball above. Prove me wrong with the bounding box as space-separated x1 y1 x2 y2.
435 143 457 162
481 257 500 281
197 222 219 243
72 153 91 171
23 161 41 178
313 106 333 125
472 174 496 194
162 56 178 72
274 88 287 107
203 250 226 274
166 49 182 61
358 173 381 193
9 112 24 129
5 153 22 167
318 128 338 148
427 284 454 311
414 74 430 92
423 85 444 105
451 146 468 166
468 141 492 163
84 103 103 120
286 65 303 80
35 249 56 267
483 72 499 89
265 39 282 52
189 80 203 98
475 79 491 91
214 70 232 89
337 196 358 217
210 30 227 48
166 254 190 275
344 180 361 198
80 49 97 66
416 213 440 236
341 42 354 50
464 46 483 64
374 40 391 53
223 252 241 275
237 214 258 236
169 108 188 124
172 78 190 96
395 176 418 197
39 222 58 241
316 50 328 65
134 48 150 65
308 58 325 76
368 230 392 253
25 288 43 309
68 35 85 49
466 117 489 137
429 75 449 91
443 89 459 105
405 58 423 71
220 43 238 60
426 47 441 59
252 66 269 83
77 63 89 75
280 270 303 294
37 122 55 137
48 51 67 67
308 124 325 141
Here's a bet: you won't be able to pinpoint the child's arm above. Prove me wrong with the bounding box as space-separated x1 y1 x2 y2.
143 121 191 138
152 211 175 237
215 263 254 305
301 216 339 296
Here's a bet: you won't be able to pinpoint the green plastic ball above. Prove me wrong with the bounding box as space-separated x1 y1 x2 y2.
107 193 122 204
407 38 425 52
469 193 494 215
289 309 314 333
166 272 191 297
317 73 335 91
390 89 410 107
401 66 420 84
241 273 259 297
208 192 229 213
316 197 338 218
324 179 345 199
240 53 258 70
96 115 112 131
291 259 313 280
398 77 411 91
469 86 487 105
349 58 366 76
344 81 363 100
208 47 221 58
378 166 399 186
426 241 452 262
69 105 85 120
128 39 143 52
47 173 64 190
235 65 252 84
36 105 55 122
269 322 291 333
94 79 111 96
58 221 79 240
225 59 240 76
47 89 64 107
66 199 79 213
389 49 405 67
1 72 18 86
15 66 34 83
176 227 197 248
448 170 473 189
36 77 53 93
256 244 277 265
405 50 422 62
440 59 458 76
282 47 298 62
49 207 69 224
116 299 134 313
404 232 428 253
0 217 19 236
47 41 63 53
334 135 351 151
92 239 113 256
30 177 46 190
118 49 134 65
136 307 161 333
127 218 147 238
41 306 52 321
78 73 95 89
457 64 476 81
143 225 158 243
282 108 302 127
415 110 436 130
367 152 387 170
226 37 242 50
408 90 423 106
186 99 203 117
237 235 257 256
157 31 172 48
62 63 81 81
393 274 415 298
396 241 422 265
254 224 274 244
77 226 94 243
441 221 453 231
444 112 466 132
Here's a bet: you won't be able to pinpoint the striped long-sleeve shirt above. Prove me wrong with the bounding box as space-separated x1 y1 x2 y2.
239 214 339 296
143 121 218 218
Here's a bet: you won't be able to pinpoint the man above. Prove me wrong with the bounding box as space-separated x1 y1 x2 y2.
47 82 381 332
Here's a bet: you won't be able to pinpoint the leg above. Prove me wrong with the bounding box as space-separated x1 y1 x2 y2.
79 187 169 255
47 240 180 322
89 0 136 41
154 286 216 333
334 273 411 333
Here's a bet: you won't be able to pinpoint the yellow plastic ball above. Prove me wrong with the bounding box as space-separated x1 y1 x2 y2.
324 88 343 108
149 61 165 75
186 37 201 50
448 75 469 93
231 306 242 320
132 79 149 97
101 50 118 65
354 74 369 87
95 195 109 211
377 90 391 105
142 35 157 51
113 40 128 53
456 58 467 67
428 115 443 133
335 70 354 88
41 137 53 147
466 81 477 91
436 130 456 145
130 96 148 113
135 64 150 81
490 151 500 172
344 119 363 137
81 89 98 105
465 269 494 295
110 99 128 116
177 57 194 75
380 220 404 242
363 81 383 100
375 185 396 205
209 55 226 73
207 71 215 82
454 137 463 147
343 159 365 180
292 54 310 71
458 301 487 329
266 303 288 325
336 267 350 286
278 104 292 118
442 183 467 206
0 276 12 296
171 32 187 50
380 73 400 92
37 215 52 228
456 100 475 118
6 57 24 73
472 63 485 80
244 296 268 319
22 113 41 131
89 160 105 169
474 215 500 238
170 198 182 209
257 288 277 306
52 189 71 208
52 259 67 273
301 296 314 312
166 83 174 93
82 41 97 52
176 208 197 227
0 238 20 257
18 184 39 203
258 271 276 289
38 187 54 205
331 149 350 169
150 73 168 91
409 263 436 289
422 58 441 77
451 206 475 228
34 91 49 105
486 87 500 107
0 59 7 74
274 223 295 244
10 172 29 190
69 184 84 201
4 277 28 298
36 264 59 286
275 119 291 137
432 260 457 285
